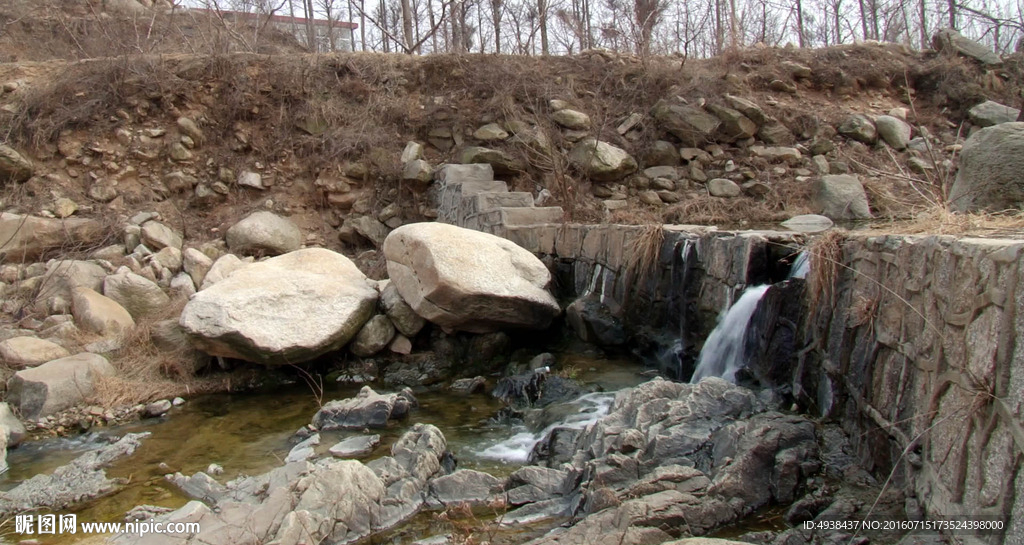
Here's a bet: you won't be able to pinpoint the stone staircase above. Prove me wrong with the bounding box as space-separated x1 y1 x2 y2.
434 164 564 233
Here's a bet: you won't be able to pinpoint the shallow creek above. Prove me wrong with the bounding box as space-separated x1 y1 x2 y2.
1 354 648 544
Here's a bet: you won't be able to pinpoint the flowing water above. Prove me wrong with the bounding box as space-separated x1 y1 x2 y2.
1 354 647 544
690 284 770 383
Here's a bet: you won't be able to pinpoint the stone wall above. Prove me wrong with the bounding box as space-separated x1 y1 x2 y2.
433 163 1024 541
805 235 1024 545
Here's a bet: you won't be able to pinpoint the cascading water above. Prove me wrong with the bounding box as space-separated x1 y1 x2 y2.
476 392 616 462
690 284 770 383
789 251 810 279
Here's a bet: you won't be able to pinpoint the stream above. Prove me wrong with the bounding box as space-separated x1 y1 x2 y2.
0 353 648 544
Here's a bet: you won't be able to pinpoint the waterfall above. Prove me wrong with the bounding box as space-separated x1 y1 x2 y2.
476 392 617 462
690 284 770 383
789 251 810 279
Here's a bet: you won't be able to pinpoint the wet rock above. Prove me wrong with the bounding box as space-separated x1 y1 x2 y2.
72 287 136 336
450 376 487 394
7 353 117 419
383 223 560 334
225 211 302 256
0 214 102 263
103 271 171 320
949 122 1024 212
329 434 381 458
568 138 638 182
0 432 148 517
312 385 418 430
0 336 71 368
0 144 33 183
350 315 396 357
180 249 377 365
285 433 320 462
566 295 627 346
145 399 172 417
811 175 872 220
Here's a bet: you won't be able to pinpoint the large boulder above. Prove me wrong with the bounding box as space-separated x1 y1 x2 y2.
651 100 720 146
968 100 1021 128
103 271 171 320
932 27 1002 65
7 353 117 419
225 211 303 256
72 288 136 336
179 248 377 365
0 144 33 184
568 138 638 182
0 337 71 368
312 386 417 430
0 214 102 263
949 122 1024 212
811 175 872 220
383 223 560 333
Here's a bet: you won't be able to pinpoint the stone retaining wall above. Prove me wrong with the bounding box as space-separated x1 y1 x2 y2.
433 163 1024 542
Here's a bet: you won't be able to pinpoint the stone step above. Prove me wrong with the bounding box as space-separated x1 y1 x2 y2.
435 163 495 185
462 191 535 215
465 207 564 231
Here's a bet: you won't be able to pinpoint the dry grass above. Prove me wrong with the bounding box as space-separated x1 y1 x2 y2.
807 230 847 309
89 297 221 408
624 224 665 287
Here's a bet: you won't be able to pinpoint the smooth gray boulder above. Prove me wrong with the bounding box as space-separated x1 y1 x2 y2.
949 122 1024 212
225 211 302 256
568 138 638 182
707 178 741 198
383 223 560 334
312 386 417 430
199 254 248 290
427 469 503 507
811 175 872 220
182 248 214 287
968 100 1021 128
180 249 377 365
780 214 834 233
7 353 117 419
103 271 172 320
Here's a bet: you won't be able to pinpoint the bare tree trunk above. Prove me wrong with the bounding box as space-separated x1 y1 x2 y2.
729 0 737 48
795 0 805 46
359 0 367 49
833 0 842 43
538 0 549 55
401 0 414 50
491 0 503 53
714 0 723 53
858 0 870 39
381 0 390 51
304 0 316 49
947 0 956 28
428 0 439 51
919 0 927 47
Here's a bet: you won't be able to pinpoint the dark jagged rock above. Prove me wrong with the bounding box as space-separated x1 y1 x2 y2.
312 386 418 430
